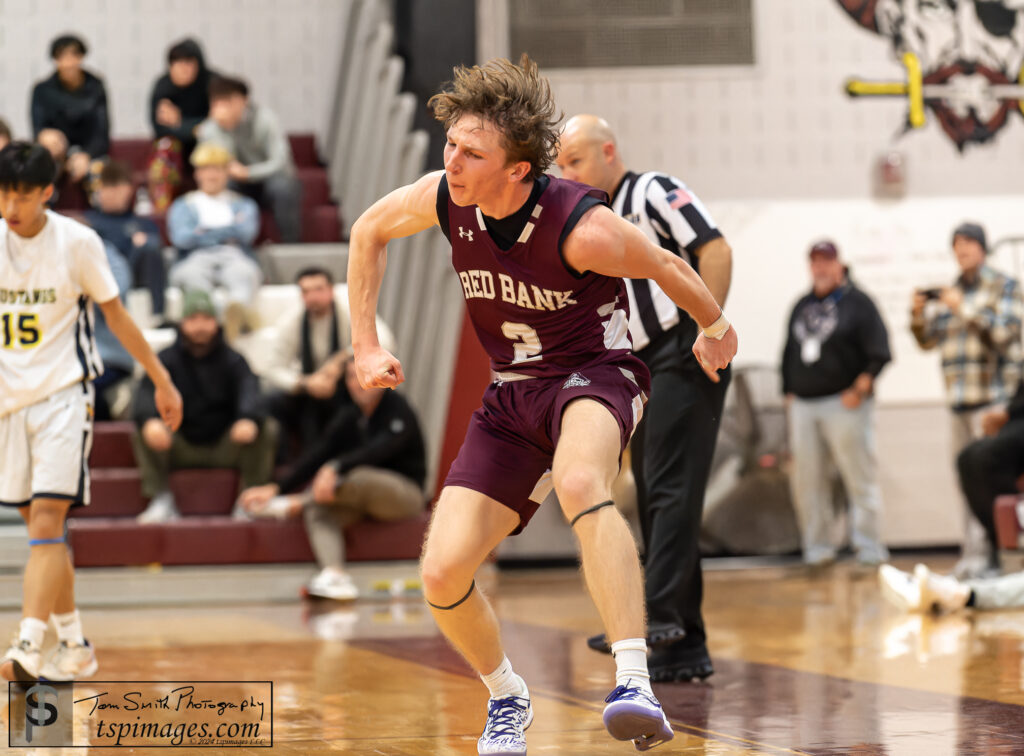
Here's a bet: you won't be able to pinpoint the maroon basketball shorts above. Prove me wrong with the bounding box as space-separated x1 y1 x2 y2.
444 356 650 533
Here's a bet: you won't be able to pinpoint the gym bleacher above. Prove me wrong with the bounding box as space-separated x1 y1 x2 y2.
0 0 466 600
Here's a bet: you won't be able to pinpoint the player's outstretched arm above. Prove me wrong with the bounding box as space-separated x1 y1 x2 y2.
98 297 183 430
347 170 443 389
563 205 737 382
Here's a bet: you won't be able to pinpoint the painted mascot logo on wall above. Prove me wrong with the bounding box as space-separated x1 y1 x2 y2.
838 0 1024 150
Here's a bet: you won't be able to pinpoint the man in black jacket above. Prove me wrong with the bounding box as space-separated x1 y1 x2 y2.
31 35 109 189
957 380 1024 553
238 355 426 600
782 240 892 567
132 290 277 522
149 38 216 161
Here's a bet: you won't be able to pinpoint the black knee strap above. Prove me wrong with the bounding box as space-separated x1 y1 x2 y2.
569 500 614 527
427 580 476 611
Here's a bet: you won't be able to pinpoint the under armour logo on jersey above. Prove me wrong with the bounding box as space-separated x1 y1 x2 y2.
562 372 591 389
458 226 473 241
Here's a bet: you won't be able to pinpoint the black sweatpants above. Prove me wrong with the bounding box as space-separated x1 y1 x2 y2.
957 417 1024 551
632 329 730 643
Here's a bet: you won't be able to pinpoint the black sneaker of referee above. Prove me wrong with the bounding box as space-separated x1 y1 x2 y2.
585 621 687 654
648 637 714 682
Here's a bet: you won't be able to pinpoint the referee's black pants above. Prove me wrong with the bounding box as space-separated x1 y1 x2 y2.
632 331 730 645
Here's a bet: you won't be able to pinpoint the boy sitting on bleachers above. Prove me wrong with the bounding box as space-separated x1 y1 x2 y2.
84 160 167 319
198 75 302 243
167 142 261 340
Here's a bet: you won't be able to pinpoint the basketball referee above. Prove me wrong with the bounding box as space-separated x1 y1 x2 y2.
557 114 732 682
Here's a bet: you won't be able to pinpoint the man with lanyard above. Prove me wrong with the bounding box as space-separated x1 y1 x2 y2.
781 240 891 569
556 114 732 682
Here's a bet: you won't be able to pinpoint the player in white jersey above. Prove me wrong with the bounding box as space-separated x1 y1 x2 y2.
0 142 182 681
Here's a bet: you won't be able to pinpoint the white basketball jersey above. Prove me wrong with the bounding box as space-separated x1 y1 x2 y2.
0 211 118 418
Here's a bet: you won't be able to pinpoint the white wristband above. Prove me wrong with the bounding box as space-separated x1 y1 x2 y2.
702 312 730 341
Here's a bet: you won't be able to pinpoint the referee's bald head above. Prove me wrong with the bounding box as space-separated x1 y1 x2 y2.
556 114 626 195
562 114 616 146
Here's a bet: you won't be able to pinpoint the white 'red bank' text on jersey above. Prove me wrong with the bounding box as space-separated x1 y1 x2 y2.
0 210 118 417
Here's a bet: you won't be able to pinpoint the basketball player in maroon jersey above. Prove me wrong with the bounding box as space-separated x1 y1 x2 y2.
347 56 736 754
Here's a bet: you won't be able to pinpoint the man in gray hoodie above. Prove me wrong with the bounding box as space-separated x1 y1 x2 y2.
197 74 302 242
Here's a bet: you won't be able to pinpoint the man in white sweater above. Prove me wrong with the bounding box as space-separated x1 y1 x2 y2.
262 266 394 464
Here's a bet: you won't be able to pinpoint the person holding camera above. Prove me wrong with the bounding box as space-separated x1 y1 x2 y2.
782 240 892 568
911 221 1024 578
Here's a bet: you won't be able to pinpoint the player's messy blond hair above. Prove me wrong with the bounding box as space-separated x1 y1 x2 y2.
429 54 560 181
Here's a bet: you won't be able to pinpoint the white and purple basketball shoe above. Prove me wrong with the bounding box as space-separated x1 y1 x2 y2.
477 694 532 755
603 683 674 751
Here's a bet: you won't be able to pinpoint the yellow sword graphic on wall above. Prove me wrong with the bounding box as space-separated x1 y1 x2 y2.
845 52 1024 127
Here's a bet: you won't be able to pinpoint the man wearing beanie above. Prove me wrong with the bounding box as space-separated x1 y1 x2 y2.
782 240 892 568
132 288 277 523
911 221 1024 578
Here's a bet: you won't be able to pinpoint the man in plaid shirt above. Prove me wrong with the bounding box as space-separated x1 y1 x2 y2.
911 221 1023 578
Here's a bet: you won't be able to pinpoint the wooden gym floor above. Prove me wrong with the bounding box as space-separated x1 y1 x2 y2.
3 556 1024 754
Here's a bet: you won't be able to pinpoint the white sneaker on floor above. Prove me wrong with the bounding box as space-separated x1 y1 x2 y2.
137 491 179 524
879 564 970 613
2 638 42 681
40 640 98 681
916 563 971 612
307 569 359 601
879 564 922 611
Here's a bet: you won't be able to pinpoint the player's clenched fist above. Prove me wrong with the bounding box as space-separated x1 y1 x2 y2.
354 346 405 389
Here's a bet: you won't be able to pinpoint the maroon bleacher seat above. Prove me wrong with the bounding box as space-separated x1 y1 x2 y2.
76 468 145 519
995 494 1023 551
250 519 316 562
68 520 163 567
288 133 318 168
297 166 331 208
71 422 427 567
108 138 153 172
345 512 430 562
90 421 137 468
302 205 342 244
159 518 252 565
170 469 239 516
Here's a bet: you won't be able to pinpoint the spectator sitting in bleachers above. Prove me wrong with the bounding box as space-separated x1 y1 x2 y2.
167 142 261 340
262 266 353 462
957 377 1024 556
31 34 109 207
197 74 302 242
239 355 426 600
150 38 216 161
133 290 277 524
0 118 11 151
85 160 167 319
92 240 135 421
147 38 218 212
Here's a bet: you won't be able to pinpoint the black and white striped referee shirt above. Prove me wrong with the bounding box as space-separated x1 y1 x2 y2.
610 170 722 351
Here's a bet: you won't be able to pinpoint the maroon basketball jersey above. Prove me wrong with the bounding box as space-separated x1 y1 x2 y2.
443 175 634 379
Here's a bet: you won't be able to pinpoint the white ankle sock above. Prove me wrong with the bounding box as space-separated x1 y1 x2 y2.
480 656 528 700
52 609 85 646
611 638 653 695
19 617 48 649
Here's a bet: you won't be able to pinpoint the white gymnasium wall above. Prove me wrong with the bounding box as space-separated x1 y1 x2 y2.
0 0 351 145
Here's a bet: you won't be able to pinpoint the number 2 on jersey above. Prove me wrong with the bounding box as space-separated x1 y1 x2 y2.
501 321 543 363
1 312 41 349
